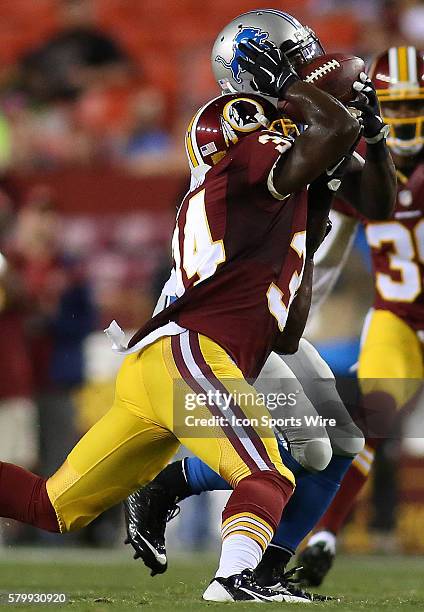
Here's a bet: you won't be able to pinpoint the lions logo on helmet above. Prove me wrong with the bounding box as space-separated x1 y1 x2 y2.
215 27 269 84
212 10 324 96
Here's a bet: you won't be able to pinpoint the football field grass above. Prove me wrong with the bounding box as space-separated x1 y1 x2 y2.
0 548 423 611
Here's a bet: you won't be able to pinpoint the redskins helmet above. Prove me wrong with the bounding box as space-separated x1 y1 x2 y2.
211 9 324 95
369 46 424 156
185 93 296 175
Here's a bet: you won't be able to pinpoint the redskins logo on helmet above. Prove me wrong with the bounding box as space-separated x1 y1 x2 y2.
185 93 298 173
212 9 324 96
369 46 424 156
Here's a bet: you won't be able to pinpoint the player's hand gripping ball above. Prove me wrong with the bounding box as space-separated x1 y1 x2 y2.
349 72 389 142
279 53 365 122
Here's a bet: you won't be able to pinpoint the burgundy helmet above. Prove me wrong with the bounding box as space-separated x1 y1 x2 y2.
185 93 295 171
369 46 424 102
369 46 424 155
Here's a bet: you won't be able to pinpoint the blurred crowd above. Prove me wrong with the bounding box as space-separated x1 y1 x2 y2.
0 180 177 546
0 0 423 172
0 0 424 550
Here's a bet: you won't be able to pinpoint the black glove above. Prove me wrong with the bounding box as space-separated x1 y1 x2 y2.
237 39 299 98
348 72 389 143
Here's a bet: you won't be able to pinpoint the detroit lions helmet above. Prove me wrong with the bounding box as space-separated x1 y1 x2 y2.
212 9 324 95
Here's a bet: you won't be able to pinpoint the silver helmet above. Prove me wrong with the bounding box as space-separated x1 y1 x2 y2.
212 9 324 95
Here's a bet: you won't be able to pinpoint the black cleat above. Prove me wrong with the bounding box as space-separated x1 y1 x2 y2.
253 542 336 600
124 483 179 576
263 566 338 602
203 569 312 603
296 539 335 587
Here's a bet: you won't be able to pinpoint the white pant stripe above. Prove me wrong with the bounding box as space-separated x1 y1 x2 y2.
178 331 270 472
222 525 270 548
222 516 273 540
361 447 375 463
353 454 372 475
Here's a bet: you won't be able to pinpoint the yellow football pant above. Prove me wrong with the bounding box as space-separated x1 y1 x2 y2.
47 332 293 533
358 309 424 409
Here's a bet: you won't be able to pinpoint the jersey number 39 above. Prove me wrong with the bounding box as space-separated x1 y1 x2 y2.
366 220 424 302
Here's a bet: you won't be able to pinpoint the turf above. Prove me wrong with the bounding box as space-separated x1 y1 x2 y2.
0 549 423 611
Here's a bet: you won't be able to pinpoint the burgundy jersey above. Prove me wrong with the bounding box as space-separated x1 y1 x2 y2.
129 130 307 378
333 160 424 333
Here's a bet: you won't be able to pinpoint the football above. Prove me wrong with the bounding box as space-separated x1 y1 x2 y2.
278 53 366 122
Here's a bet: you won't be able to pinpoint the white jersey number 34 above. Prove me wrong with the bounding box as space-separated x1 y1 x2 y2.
173 189 225 296
173 188 306 332
267 232 306 331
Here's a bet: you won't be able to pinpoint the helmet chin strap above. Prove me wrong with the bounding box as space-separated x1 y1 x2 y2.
254 112 270 128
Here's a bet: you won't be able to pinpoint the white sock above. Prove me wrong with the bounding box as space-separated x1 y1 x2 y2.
215 534 263 578
307 530 337 555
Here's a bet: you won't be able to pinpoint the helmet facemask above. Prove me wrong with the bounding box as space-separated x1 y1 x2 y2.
269 117 300 138
370 46 424 157
381 99 424 157
280 26 325 70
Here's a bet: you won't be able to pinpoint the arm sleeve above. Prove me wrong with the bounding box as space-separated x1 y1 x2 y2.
309 209 359 317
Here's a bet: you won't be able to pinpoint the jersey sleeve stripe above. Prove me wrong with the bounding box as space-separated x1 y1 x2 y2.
267 159 290 201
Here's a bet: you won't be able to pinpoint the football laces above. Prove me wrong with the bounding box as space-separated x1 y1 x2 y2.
304 59 340 84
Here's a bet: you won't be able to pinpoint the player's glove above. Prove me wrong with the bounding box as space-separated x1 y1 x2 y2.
237 39 299 98
349 72 389 144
